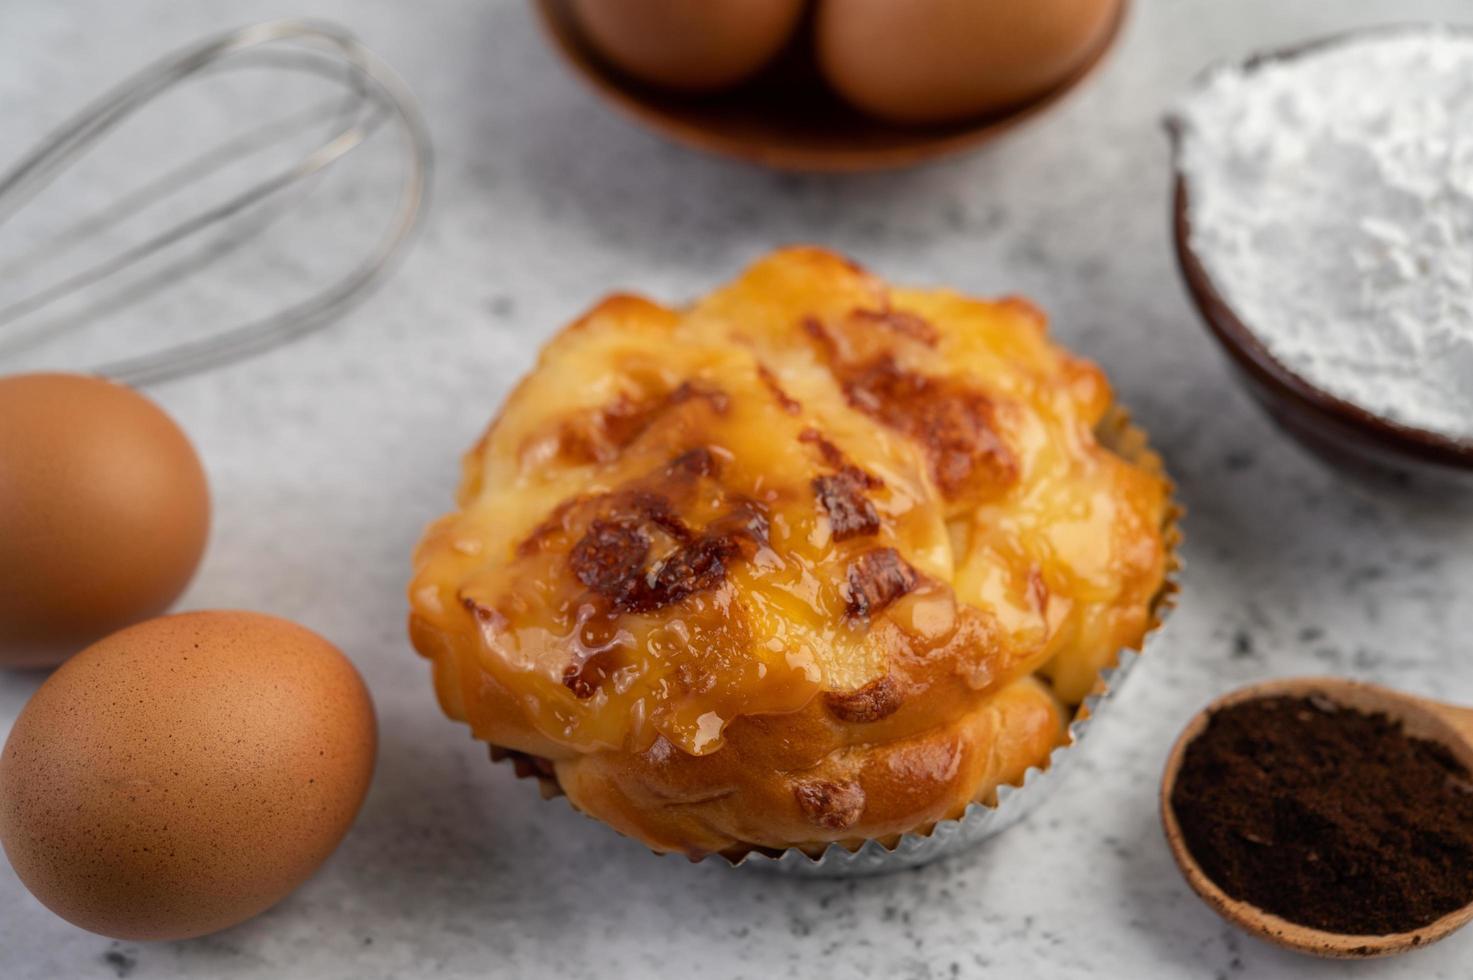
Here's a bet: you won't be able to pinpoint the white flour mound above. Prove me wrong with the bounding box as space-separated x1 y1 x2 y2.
1173 29 1473 443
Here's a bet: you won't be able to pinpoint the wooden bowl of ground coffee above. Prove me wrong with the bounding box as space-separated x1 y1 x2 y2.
1160 677 1473 958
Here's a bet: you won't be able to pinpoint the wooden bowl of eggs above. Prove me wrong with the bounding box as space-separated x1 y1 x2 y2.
535 0 1129 172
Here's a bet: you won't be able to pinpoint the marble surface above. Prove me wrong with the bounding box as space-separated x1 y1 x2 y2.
4 1 1473 977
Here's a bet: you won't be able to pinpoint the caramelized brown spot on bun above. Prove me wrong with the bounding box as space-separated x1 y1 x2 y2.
812 469 881 541
554 383 729 465
823 674 903 723
799 429 884 487
794 779 866 830
627 490 695 543
644 536 738 608
667 446 720 479
798 427 844 470
667 380 730 415
842 356 1014 499
563 650 621 699
803 317 1015 499
570 520 650 596
554 392 649 464
756 364 802 414
844 548 919 619
569 495 770 615
850 306 939 346
801 315 831 348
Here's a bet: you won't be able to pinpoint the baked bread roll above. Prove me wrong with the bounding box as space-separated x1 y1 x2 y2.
409 247 1172 858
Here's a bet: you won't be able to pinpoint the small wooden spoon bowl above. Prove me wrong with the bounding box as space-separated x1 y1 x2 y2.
1160 676 1473 959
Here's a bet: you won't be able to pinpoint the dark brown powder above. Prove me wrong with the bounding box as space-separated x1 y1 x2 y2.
1170 694 1473 936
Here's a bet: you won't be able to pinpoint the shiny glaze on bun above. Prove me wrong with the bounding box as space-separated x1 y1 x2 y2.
410 248 1172 857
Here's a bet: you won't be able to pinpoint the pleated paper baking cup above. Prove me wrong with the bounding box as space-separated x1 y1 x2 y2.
730 650 1146 875
495 408 1182 877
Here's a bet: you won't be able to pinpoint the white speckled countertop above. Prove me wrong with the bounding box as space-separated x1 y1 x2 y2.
3 1 1473 977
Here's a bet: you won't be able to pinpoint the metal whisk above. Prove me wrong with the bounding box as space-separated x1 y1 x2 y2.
0 19 432 386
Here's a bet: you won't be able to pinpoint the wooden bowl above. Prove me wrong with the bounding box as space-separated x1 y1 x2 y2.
1169 28 1473 490
533 0 1130 173
1160 677 1473 959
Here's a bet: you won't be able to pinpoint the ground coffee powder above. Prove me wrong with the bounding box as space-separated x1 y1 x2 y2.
1170 694 1473 936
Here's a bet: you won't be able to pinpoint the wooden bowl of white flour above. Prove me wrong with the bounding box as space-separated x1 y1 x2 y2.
1170 25 1473 490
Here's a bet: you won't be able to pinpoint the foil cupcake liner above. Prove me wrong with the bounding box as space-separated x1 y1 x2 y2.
730 645 1157 876
493 408 1183 877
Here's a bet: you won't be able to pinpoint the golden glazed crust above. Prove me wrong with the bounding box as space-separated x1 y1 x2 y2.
409 247 1171 858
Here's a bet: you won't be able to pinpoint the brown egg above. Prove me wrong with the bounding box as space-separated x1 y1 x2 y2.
572 0 805 93
0 373 210 668
815 0 1121 124
0 611 376 941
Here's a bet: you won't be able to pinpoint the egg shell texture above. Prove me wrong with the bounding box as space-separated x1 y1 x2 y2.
0 373 210 667
0 611 376 941
815 0 1122 125
571 0 805 92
